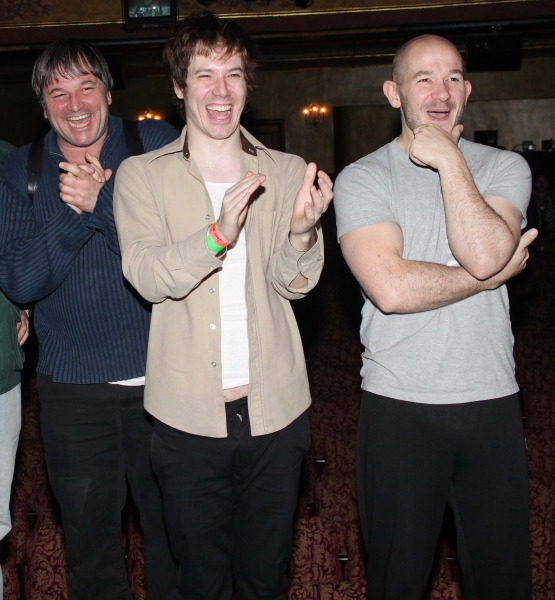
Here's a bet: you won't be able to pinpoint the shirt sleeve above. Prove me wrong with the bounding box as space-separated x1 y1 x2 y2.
270 154 325 300
114 155 223 303
334 156 394 240
482 149 532 228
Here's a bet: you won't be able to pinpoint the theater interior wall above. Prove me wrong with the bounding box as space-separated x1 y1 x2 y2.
0 55 554 174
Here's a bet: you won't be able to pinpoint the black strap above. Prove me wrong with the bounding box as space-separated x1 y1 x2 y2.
27 136 45 203
26 119 144 203
122 119 145 157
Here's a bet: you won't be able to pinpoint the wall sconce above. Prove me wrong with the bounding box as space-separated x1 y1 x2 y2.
303 104 326 126
138 110 162 121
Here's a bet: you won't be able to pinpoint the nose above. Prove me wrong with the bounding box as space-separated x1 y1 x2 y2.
67 91 83 112
432 81 451 101
213 75 230 98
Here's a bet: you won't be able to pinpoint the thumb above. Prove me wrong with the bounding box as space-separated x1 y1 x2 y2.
521 228 538 248
105 168 113 182
451 124 464 143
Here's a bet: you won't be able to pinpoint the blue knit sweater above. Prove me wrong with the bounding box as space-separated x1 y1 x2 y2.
0 116 179 383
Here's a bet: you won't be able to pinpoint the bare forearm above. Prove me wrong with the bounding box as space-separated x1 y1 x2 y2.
439 151 518 279
367 258 486 314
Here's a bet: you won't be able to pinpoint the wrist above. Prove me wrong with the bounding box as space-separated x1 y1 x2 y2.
206 223 229 255
436 144 463 172
289 229 317 253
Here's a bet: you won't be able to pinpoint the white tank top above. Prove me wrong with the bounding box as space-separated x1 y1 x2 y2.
206 181 250 389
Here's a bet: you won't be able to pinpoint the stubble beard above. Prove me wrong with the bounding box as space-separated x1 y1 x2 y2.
399 90 464 132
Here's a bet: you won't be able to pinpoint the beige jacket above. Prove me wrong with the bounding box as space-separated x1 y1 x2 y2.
114 127 324 437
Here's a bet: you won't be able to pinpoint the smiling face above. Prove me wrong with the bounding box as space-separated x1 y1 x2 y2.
175 48 247 144
386 37 471 137
42 70 112 153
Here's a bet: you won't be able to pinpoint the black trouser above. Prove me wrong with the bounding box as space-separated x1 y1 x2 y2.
151 398 310 600
37 374 177 600
357 391 532 600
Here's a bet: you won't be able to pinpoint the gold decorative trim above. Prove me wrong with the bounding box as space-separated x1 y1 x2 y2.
0 19 118 29
213 0 543 19
0 0 544 29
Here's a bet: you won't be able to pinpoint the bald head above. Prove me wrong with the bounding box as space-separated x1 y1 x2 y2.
392 35 462 85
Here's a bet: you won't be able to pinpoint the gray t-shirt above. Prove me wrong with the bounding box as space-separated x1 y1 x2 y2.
334 138 531 404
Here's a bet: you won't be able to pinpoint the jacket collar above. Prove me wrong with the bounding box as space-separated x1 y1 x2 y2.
145 125 277 167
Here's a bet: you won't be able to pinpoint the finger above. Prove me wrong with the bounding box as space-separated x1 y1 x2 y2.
317 171 333 189
310 185 324 210
225 175 264 204
84 151 101 167
60 162 86 178
105 168 113 182
16 322 28 344
226 180 263 217
318 175 334 201
19 327 29 345
301 163 318 192
84 153 106 182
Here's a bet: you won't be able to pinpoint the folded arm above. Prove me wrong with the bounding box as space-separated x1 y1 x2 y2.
340 220 536 315
410 124 522 280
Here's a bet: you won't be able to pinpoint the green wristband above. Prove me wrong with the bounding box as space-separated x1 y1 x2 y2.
206 234 224 254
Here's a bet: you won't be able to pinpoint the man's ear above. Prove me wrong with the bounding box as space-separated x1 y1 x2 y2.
464 79 472 104
173 80 185 100
107 91 112 106
383 80 401 109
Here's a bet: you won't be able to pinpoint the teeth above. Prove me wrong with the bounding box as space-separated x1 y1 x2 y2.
68 114 91 121
207 105 231 112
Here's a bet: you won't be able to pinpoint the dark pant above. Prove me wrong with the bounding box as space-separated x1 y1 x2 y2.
37 373 177 600
151 398 310 600
357 391 532 600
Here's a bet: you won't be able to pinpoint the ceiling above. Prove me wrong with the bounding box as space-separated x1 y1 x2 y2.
1 0 555 84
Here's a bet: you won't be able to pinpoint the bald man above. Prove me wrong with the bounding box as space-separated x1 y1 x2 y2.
334 35 535 600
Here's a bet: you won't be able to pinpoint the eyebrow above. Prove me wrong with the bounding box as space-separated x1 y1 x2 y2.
193 66 245 75
412 69 464 79
46 78 97 94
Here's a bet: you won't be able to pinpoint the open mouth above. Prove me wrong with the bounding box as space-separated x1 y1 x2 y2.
67 114 92 128
427 110 450 121
206 105 232 120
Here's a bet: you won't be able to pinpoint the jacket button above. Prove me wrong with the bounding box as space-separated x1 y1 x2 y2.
205 214 210 219
210 324 216 330
211 361 217 367
209 288 215 293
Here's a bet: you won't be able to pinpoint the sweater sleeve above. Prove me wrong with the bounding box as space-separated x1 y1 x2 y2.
84 119 180 255
0 178 93 304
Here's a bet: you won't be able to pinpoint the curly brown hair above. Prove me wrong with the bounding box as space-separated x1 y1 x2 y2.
163 10 259 118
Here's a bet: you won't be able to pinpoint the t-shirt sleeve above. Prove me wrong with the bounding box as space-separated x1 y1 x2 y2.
334 157 394 240
482 150 531 228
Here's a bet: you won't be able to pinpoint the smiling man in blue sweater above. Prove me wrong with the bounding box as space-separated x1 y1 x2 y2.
0 40 178 600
